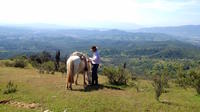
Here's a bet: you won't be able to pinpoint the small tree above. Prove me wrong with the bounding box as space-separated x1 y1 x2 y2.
152 74 163 101
152 63 169 101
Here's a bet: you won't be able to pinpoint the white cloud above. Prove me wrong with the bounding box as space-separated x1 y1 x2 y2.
0 0 199 26
136 0 198 12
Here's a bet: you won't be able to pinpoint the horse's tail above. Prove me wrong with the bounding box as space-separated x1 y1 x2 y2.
67 59 74 83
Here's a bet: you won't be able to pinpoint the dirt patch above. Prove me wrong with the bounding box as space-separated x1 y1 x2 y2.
0 99 10 104
0 99 41 109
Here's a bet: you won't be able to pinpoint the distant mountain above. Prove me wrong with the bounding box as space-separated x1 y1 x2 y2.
0 22 143 31
0 25 200 59
0 23 75 29
134 25 200 38
79 22 142 30
0 25 176 41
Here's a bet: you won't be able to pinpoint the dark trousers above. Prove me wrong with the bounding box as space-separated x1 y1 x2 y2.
92 64 99 85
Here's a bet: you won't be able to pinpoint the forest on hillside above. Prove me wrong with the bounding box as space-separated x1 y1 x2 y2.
1 26 200 77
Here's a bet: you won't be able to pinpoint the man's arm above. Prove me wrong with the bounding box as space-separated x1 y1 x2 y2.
90 55 97 61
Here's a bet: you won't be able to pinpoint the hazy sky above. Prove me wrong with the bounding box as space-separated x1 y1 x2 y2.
0 0 199 27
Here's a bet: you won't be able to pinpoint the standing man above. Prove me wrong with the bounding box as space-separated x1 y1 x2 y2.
89 46 100 86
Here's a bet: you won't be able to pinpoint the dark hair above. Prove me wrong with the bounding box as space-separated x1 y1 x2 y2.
91 46 97 51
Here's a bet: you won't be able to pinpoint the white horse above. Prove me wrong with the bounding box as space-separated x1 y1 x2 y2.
66 52 92 90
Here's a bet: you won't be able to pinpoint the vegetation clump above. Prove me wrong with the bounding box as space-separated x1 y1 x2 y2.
177 68 200 94
29 51 52 68
58 62 66 74
189 70 200 94
41 61 55 74
14 57 28 68
151 63 169 101
0 56 28 68
1 60 15 67
152 75 163 101
3 81 17 94
102 66 130 85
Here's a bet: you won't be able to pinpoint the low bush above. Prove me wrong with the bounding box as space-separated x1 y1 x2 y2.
176 67 190 88
14 58 28 68
176 68 200 94
41 61 55 74
1 60 15 67
102 66 130 85
188 70 200 94
3 81 17 94
0 57 28 68
58 62 66 74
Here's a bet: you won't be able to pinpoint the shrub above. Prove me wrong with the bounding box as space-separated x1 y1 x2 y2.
3 81 17 94
2 60 15 67
30 60 40 68
41 61 55 74
40 51 52 63
102 66 130 85
29 51 52 68
176 68 200 94
188 70 200 94
152 63 169 101
0 56 29 68
152 75 163 101
58 62 66 74
14 58 28 68
176 67 190 88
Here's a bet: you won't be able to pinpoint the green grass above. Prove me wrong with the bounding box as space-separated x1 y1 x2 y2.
0 67 200 112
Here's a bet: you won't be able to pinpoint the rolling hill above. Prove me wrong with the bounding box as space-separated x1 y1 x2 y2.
0 25 200 59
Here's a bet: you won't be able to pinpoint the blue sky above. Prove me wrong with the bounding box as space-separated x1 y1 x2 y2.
0 0 199 27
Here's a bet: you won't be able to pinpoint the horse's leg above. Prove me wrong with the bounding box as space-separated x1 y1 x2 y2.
83 72 87 88
66 79 69 89
66 73 69 89
75 74 79 85
69 82 72 90
69 74 73 90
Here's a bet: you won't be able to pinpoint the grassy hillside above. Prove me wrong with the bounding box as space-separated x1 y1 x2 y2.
0 67 200 112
